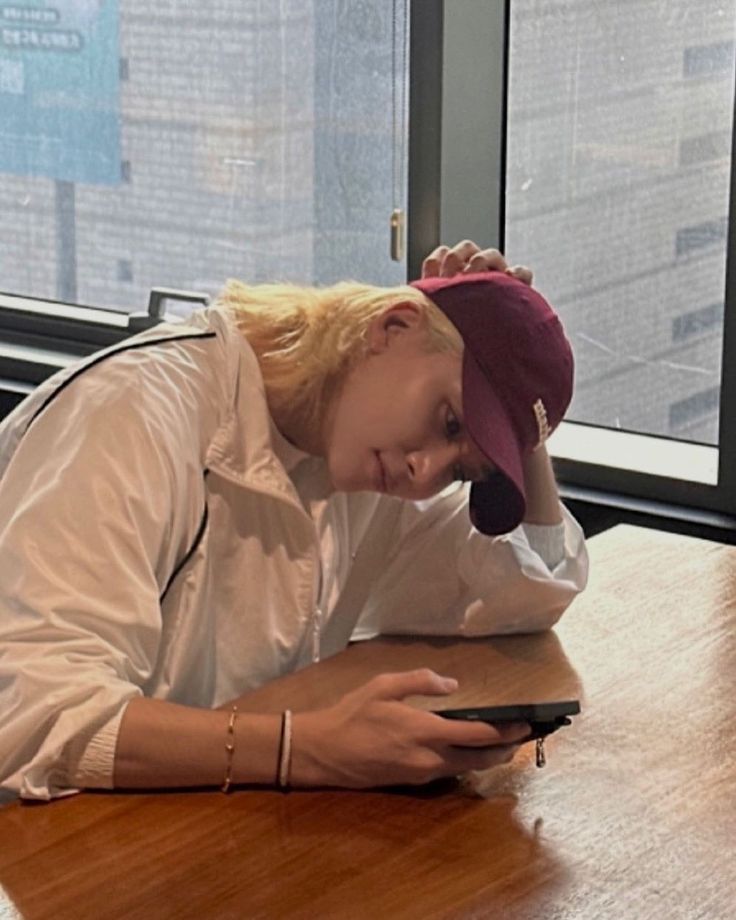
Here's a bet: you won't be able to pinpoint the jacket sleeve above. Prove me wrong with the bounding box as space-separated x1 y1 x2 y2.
0 351 212 800
353 484 588 640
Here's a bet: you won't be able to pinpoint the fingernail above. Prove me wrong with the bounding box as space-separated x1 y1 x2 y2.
442 677 458 691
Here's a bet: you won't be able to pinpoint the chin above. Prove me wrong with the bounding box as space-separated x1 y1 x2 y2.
332 480 366 494
325 463 355 493
329 469 375 494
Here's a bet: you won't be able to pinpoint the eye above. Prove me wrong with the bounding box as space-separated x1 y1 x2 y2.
445 405 462 440
445 407 466 483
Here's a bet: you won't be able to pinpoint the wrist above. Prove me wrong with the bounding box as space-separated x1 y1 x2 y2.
289 711 332 788
230 713 282 786
521 445 562 525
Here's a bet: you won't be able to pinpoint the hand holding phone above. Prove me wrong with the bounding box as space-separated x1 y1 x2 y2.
433 699 580 767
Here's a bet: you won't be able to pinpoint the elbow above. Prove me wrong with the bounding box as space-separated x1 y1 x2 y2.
461 575 582 636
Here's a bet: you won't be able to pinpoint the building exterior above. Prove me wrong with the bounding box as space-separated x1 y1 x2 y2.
0 0 405 315
507 0 736 444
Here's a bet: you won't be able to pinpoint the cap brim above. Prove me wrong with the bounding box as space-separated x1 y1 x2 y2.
462 349 527 535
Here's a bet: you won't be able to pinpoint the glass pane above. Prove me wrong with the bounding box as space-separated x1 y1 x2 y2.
0 0 408 313
506 0 736 446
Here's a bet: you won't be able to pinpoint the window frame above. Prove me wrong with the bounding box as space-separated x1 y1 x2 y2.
422 0 736 528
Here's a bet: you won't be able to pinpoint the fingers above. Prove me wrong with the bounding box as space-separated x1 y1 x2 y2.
410 741 522 784
365 669 458 701
506 264 533 285
464 249 534 284
422 240 481 278
421 245 450 278
421 241 534 287
444 743 520 774
466 248 509 274
431 717 531 748
426 721 530 778
438 240 482 277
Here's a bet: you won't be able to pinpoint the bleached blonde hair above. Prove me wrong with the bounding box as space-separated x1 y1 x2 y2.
217 279 463 434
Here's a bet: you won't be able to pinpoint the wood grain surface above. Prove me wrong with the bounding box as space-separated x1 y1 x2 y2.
0 524 734 919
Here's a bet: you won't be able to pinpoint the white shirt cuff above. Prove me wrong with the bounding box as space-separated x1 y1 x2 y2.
521 520 567 570
65 704 128 790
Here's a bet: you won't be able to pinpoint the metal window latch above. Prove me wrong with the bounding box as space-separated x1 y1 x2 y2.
390 208 405 262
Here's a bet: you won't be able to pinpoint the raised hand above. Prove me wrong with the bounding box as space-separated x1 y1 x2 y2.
421 240 533 286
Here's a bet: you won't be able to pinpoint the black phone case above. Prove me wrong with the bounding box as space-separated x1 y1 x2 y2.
433 699 580 740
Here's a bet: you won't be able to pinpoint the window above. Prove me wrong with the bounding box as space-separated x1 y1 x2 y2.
6 0 736 527
672 302 724 343
438 0 736 520
680 130 731 167
684 40 735 79
669 386 720 433
676 218 728 258
116 259 133 283
0 0 409 315
505 0 736 453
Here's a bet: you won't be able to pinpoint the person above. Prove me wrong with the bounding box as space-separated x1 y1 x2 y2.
0 242 588 800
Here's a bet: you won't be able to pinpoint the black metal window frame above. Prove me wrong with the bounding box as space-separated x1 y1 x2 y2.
0 288 208 420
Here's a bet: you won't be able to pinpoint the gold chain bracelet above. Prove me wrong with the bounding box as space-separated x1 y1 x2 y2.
221 705 238 793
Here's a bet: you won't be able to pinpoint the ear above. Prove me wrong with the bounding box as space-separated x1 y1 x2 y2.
364 303 426 354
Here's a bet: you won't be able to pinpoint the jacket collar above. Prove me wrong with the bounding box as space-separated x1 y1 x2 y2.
204 309 330 509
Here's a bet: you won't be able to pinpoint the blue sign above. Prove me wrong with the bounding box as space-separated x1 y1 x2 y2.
0 1 121 185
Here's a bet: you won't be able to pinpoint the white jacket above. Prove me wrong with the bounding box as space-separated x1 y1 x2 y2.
0 308 588 799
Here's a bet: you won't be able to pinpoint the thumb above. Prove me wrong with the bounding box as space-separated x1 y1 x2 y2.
368 669 458 701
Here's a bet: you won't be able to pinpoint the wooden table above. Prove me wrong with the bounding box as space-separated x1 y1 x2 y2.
1 524 735 919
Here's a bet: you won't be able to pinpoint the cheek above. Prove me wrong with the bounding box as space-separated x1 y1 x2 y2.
325 353 426 469
332 378 392 447
323 403 372 489
325 439 372 492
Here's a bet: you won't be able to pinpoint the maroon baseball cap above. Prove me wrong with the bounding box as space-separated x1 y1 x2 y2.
410 272 574 535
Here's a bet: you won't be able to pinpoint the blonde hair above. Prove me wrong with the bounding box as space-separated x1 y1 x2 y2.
217 279 463 434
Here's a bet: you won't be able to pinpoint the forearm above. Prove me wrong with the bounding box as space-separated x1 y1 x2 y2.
521 445 562 526
112 673 530 792
114 697 281 789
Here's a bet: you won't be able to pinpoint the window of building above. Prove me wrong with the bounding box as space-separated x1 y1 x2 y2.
0 0 409 314
673 302 724 342
669 386 720 432
679 130 731 167
116 259 133 283
675 217 728 258
684 41 735 79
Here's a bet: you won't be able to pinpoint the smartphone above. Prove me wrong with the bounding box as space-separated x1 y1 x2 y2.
433 699 580 740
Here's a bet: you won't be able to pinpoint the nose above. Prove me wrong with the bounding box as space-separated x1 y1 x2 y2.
405 443 458 496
